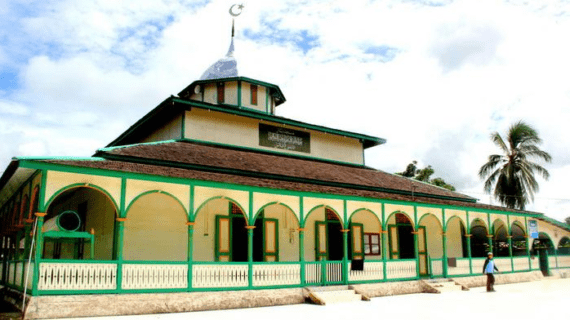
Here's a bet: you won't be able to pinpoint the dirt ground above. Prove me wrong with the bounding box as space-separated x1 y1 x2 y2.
3 278 570 320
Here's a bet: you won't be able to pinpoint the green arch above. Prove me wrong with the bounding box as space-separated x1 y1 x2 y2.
445 215 467 233
511 221 526 237
348 208 382 230
252 201 300 227
470 218 488 234
192 195 249 225
303 205 343 228
492 218 508 234
418 213 443 232
125 190 189 219
385 210 415 230
45 183 120 216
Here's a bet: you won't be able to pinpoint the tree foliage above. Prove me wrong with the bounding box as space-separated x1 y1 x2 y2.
478 121 551 210
396 161 456 191
565 217 570 226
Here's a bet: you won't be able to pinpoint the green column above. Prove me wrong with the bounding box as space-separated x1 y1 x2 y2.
299 229 305 285
508 236 514 272
442 233 448 278
32 213 46 296
1 236 6 284
187 223 194 290
525 217 532 270
247 227 254 288
381 203 387 281
114 219 125 292
442 209 447 278
413 207 420 279
466 236 473 275
343 230 349 285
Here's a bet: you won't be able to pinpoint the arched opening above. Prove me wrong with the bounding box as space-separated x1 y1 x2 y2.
470 219 489 258
18 195 29 227
304 206 344 261
123 191 187 261
492 220 509 257
511 222 527 256
558 237 570 256
386 212 415 260
446 217 468 258
418 214 442 276
532 232 555 276
253 203 300 262
349 209 381 261
193 198 249 262
44 186 117 260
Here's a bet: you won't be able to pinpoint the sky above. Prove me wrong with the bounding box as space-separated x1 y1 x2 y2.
0 0 569 221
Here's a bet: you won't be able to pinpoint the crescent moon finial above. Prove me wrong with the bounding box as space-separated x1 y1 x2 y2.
229 4 244 17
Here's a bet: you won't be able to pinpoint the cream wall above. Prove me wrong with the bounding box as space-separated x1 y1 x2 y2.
446 217 465 258
304 207 325 262
351 210 382 261
241 82 268 113
123 193 188 261
184 109 364 165
263 204 299 261
420 214 443 259
193 198 230 262
140 115 183 143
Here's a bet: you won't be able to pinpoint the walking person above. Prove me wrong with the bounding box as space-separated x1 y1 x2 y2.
483 252 499 292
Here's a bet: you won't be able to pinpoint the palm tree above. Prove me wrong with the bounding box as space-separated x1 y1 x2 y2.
479 121 551 210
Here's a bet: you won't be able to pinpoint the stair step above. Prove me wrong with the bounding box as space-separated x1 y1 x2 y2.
306 285 350 292
312 290 362 304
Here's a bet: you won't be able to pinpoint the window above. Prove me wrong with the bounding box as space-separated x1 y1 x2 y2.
250 84 258 105
364 233 381 255
217 82 225 104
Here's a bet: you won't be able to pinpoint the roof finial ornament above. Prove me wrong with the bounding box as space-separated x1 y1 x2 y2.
229 4 244 38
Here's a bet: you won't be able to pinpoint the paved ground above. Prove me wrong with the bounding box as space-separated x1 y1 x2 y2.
3 278 570 320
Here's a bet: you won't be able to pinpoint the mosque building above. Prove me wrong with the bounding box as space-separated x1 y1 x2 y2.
1 5 569 319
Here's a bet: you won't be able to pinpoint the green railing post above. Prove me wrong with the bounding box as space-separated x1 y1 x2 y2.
381 203 387 281
321 259 326 285
413 232 420 278
299 229 305 286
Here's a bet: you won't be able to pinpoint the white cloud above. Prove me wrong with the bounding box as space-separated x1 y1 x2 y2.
1 0 570 221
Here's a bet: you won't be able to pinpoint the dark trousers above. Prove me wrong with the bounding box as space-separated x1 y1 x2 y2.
486 274 495 291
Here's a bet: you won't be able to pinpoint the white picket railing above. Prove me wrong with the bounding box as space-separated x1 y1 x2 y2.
349 261 384 282
531 257 540 270
252 263 300 286
122 264 188 289
304 263 322 285
14 262 24 287
471 258 486 274
447 258 470 276
191 264 248 288
549 256 558 269
494 257 512 273
24 262 34 290
512 257 530 271
557 256 570 268
430 259 444 277
8 262 16 286
386 260 416 279
325 262 343 283
38 262 117 290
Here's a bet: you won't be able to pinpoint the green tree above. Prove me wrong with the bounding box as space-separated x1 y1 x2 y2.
565 217 570 226
396 161 455 191
478 121 551 210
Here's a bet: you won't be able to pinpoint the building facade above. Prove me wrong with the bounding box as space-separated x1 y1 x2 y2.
1 24 570 315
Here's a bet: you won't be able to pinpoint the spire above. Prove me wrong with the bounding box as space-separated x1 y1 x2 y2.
199 4 244 81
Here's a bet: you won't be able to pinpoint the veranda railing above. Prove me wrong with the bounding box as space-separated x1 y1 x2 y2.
5 254 569 295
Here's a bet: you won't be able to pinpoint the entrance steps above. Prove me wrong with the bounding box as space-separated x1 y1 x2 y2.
423 279 469 293
305 285 367 305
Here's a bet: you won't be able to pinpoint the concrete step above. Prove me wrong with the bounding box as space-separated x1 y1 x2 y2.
306 285 349 292
422 279 467 293
311 290 362 304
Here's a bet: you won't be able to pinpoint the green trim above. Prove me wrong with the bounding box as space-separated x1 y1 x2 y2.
253 202 300 226
194 195 247 223
262 218 279 261
124 189 188 217
215 215 232 261
348 208 383 230
304 205 344 228
44 182 120 215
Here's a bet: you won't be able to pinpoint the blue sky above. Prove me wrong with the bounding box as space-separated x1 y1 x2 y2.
1 0 570 220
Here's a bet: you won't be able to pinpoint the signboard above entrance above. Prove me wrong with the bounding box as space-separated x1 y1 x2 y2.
528 220 539 239
259 123 310 153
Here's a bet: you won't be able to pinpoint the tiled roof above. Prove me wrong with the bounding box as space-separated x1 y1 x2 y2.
94 140 475 202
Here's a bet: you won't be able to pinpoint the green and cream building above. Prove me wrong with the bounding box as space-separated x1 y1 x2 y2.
1 26 570 318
